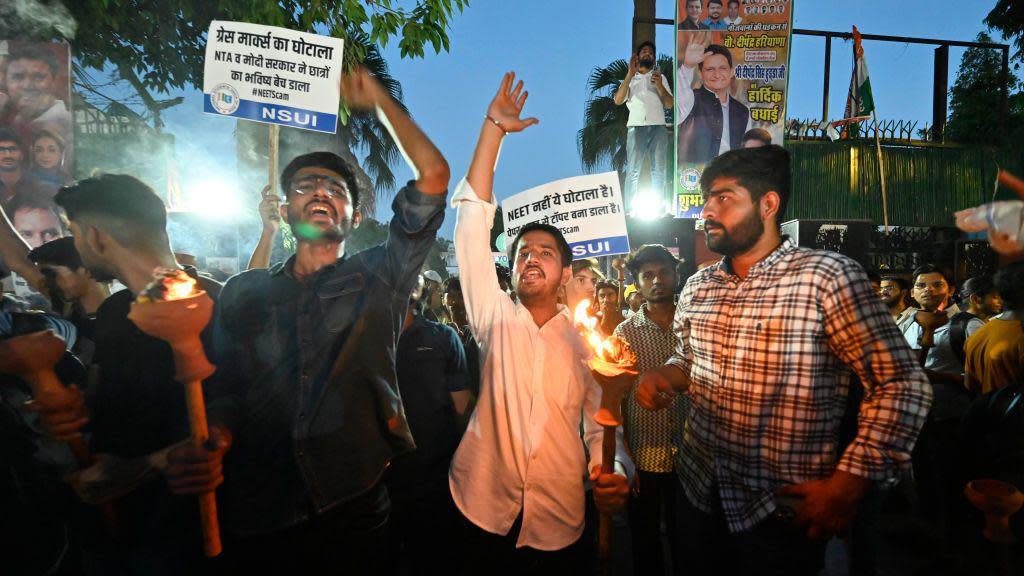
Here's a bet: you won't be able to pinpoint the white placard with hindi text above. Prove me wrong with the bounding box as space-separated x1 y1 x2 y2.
203 20 344 133
502 172 630 260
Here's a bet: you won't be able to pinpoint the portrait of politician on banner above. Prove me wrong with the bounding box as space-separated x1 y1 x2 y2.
675 0 791 218
0 40 73 210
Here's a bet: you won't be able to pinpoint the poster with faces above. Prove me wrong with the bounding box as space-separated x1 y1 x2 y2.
674 0 793 218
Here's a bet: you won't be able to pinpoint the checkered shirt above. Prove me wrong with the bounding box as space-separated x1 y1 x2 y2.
615 304 688 473
666 238 932 533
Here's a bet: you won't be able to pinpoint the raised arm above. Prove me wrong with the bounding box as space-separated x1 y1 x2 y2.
342 67 447 297
466 72 539 202
454 72 539 337
341 67 449 196
613 55 638 106
246 186 279 271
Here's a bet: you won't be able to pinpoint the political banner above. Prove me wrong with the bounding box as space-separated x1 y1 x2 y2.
502 172 630 260
675 0 793 217
203 21 344 133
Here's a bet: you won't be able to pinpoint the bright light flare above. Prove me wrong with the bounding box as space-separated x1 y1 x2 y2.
631 190 664 221
185 178 243 219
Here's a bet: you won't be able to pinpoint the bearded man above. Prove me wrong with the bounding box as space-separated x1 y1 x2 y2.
636 145 931 576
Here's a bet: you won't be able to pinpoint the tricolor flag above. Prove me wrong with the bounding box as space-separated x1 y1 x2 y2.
844 25 875 120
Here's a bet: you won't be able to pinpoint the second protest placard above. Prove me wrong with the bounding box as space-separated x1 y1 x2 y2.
502 172 630 260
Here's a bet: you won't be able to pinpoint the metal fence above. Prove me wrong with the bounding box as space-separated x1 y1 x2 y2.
786 140 1023 227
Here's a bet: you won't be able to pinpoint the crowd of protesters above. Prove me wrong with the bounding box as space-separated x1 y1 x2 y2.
0 66 1021 576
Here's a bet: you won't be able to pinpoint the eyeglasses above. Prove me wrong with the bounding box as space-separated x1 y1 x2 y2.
0 146 20 154
289 175 350 199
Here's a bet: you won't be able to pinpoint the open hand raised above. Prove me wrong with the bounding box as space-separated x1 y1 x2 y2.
486 72 539 134
682 31 713 69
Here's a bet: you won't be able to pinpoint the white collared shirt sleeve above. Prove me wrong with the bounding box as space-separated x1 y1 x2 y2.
452 178 506 345
677 65 695 126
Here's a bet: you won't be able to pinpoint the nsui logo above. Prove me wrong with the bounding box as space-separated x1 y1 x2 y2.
262 107 318 128
681 168 700 191
210 84 240 115
572 241 611 257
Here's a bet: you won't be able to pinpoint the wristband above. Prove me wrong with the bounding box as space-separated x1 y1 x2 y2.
486 114 507 134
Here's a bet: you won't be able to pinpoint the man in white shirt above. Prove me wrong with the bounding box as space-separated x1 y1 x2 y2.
677 40 751 165
450 72 633 574
723 0 743 25
613 41 673 215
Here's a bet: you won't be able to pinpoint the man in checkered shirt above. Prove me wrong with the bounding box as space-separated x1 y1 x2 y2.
637 145 931 576
615 244 687 576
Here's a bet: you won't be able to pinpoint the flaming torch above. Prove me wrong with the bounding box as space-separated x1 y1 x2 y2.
128 268 221 557
0 330 91 465
574 300 637 574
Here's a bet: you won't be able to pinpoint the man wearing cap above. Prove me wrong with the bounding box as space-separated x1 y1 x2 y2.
624 283 644 317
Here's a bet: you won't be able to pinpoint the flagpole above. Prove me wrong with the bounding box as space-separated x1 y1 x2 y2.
871 110 890 236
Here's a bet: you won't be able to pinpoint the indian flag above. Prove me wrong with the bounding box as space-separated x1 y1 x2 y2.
844 25 875 120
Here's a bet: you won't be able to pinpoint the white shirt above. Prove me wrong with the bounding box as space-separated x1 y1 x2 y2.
724 16 743 25
626 70 672 127
449 179 633 551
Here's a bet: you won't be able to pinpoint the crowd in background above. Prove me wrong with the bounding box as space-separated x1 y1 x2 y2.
0 67 1021 576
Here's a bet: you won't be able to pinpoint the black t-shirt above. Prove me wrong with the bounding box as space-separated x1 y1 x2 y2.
88 268 221 545
387 315 467 500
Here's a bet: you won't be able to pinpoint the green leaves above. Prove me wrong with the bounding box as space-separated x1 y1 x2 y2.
66 0 467 100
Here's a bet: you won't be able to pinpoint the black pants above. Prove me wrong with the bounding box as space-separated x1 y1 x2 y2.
912 417 966 543
223 485 389 575
459 511 586 576
386 486 462 575
674 484 827 576
629 470 676 575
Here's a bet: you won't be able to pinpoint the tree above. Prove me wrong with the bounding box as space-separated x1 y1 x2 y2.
10 1 466 128
986 0 1024 68
946 32 1024 146
577 54 674 175
0 1 466 216
234 31 406 216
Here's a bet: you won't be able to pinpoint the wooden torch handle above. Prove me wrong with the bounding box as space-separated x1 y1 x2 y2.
31 369 92 465
998 170 1024 200
598 425 616 572
184 380 222 557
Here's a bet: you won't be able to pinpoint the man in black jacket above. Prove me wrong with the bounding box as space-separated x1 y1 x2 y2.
677 42 751 165
204 68 449 574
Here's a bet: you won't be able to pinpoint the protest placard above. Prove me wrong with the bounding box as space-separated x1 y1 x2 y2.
675 0 793 217
502 172 630 260
202 21 344 133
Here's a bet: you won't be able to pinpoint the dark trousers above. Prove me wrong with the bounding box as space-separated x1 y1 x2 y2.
629 470 676 575
223 486 389 576
674 484 827 576
912 417 966 543
386 486 461 575
459 511 586 576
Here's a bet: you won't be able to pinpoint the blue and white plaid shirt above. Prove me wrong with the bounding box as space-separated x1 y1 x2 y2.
666 238 932 532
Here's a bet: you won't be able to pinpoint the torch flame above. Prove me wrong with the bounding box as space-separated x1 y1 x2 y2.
166 275 198 300
574 300 620 362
